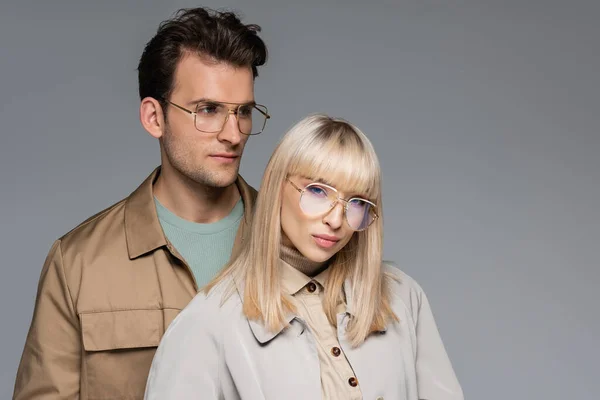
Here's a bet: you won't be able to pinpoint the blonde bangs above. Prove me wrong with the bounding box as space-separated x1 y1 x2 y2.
286 123 380 200
206 113 395 347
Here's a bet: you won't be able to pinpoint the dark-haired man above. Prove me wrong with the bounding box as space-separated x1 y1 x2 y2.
14 7 269 399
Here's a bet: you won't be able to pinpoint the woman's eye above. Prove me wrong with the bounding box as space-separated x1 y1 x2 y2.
307 186 328 197
348 199 367 209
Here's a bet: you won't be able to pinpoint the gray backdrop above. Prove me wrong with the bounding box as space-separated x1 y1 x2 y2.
1 0 598 398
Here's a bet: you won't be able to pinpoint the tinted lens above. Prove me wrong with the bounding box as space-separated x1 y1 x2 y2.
194 102 227 132
193 103 268 135
299 184 376 231
238 105 268 135
299 184 336 216
346 199 376 231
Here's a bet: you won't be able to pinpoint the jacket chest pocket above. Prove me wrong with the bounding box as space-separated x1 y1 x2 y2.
80 309 177 399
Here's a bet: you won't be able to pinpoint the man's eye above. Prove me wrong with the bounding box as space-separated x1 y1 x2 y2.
197 104 219 115
238 106 253 117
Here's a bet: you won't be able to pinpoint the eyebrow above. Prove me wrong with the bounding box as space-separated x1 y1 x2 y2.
302 175 370 199
312 177 336 188
301 175 333 187
188 98 256 107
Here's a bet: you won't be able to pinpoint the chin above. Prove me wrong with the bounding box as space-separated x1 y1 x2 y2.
215 168 241 186
193 170 239 188
210 176 239 188
304 247 337 263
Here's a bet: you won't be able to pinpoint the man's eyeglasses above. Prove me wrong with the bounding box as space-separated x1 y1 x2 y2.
166 100 270 135
287 178 379 231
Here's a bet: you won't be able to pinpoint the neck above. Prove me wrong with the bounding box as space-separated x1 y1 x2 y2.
280 243 328 277
153 165 240 223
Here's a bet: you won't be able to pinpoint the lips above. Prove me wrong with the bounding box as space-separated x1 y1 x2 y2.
312 234 340 249
210 153 239 158
313 234 340 242
209 153 239 164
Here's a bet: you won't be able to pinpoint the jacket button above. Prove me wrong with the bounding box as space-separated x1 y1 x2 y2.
307 282 317 293
348 377 358 387
331 346 341 357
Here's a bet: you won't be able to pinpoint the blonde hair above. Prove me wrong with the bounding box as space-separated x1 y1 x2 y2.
205 113 398 347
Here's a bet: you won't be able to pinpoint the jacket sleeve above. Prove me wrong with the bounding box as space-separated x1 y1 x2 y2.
13 240 81 399
414 287 464 400
144 296 222 399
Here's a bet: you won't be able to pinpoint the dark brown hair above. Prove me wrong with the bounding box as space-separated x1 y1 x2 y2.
137 7 267 109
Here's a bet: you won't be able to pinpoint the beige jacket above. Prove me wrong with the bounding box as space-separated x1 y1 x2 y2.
144 262 464 400
13 167 257 400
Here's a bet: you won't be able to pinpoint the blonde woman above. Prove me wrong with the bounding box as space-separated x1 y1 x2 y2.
144 114 464 400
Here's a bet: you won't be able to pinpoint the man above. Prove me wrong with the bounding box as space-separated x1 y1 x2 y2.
14 7 269 399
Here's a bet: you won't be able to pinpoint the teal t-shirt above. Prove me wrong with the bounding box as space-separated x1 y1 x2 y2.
154 197 243 288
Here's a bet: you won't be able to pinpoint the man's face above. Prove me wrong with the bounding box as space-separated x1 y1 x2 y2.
161 53 254 188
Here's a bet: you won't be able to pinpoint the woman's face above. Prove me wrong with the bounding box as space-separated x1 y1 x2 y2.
280 175 359 263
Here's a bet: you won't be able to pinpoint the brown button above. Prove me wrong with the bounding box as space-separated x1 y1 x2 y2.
306 282 317 293
348 377 358 387
331 346 341 357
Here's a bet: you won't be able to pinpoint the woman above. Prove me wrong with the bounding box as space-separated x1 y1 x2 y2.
144 114 464 400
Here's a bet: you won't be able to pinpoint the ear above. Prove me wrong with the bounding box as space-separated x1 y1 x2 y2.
140 97 165 139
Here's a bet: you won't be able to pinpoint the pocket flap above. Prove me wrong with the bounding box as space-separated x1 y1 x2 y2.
81 309 162 351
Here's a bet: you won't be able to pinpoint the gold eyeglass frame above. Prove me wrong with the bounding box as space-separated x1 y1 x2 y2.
286 178 379 231
166 99 270 135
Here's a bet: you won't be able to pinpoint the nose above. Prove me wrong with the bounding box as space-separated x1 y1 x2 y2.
322 201 344 230
217 111 243 145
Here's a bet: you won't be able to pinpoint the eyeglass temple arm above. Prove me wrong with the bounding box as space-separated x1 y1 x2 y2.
254 105 271 119
286 178 303 193
166 101 195 115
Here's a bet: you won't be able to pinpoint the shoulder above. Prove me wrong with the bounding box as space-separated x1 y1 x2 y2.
59 197 127 248
37 195 127 276
49 197 128 286
154 280 242 363
165 277 242 341
41 186 139 299
382 260 425 293
382 260 428 321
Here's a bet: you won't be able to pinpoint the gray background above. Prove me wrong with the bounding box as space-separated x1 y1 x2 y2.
1 0 598 398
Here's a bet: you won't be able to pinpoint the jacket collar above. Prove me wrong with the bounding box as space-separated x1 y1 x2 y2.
242 260 361 344
279 259 329 295
124 166 256 260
